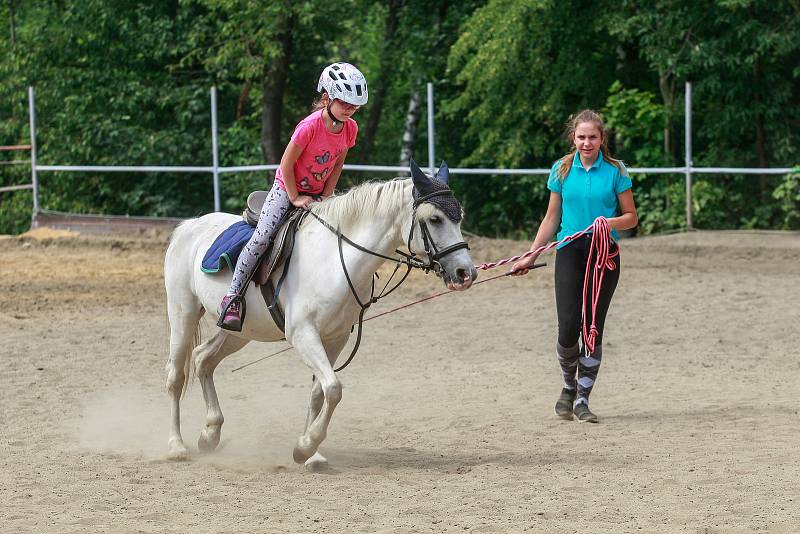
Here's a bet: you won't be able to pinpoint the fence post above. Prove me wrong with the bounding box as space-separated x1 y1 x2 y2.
28 86 39 226
427 82 435 176
685 81 693 230
211 87 221 212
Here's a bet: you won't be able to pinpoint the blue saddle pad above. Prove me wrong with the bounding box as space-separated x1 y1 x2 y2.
201 220 255 274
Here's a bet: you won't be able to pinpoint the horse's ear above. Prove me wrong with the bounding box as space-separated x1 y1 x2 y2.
409 158 432 192
435 160 449 184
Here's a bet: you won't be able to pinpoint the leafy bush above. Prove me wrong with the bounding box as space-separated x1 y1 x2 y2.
0 163 33 234
631 175 687 234
773 170 800 230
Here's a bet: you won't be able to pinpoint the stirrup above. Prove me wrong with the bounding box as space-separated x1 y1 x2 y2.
217 294 247 332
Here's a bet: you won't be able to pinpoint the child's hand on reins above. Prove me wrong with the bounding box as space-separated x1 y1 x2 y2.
291 195 315 209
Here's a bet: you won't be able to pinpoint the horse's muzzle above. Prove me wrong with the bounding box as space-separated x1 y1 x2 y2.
446 265 477 291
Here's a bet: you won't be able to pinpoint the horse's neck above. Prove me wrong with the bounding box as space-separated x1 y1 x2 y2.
351 221 402 262
321 184 409 278
340 210 405 273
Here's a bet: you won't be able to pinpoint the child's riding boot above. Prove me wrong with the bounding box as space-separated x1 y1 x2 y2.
218 294 244 332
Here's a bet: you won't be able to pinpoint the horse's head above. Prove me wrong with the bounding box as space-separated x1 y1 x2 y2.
407 159 477 291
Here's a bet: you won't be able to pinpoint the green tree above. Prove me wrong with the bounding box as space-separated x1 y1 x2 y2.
183 0 346 164
612 0 800 230
2 0 797 237
441 0 620 236
1 0 219 224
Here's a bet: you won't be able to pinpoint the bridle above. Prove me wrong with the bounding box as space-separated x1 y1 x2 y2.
406 190 470 276
303 186 469 371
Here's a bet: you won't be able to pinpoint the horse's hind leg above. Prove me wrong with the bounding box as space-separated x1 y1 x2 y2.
195 331 250 453
165 296 203 461
292 330 346 464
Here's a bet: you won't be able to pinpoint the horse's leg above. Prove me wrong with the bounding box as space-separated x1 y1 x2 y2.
292 329 345 464
194 331 250 453
165 296 203 461
302 332 349 469
301 379 326 468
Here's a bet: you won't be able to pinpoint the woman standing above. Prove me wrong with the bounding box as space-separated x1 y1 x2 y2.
511 110 638 423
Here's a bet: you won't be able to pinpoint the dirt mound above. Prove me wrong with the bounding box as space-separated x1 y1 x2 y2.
20 227 81 240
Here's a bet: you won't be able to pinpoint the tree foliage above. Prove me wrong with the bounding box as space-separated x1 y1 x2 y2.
1 0 798 236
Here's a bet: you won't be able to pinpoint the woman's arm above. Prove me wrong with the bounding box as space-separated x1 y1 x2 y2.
510 191 562 275
279 142 313 208
608 189 638 231
322 149 348 198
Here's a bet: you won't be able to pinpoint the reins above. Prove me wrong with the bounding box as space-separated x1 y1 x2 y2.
302 209 413 372
232 189 468 374
301 191 469 372
230 214 616 374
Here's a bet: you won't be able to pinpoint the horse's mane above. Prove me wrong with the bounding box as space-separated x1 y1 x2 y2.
311 178 409 227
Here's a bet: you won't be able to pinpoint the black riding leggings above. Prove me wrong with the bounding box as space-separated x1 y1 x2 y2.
555 234 620 348
554 235 620 404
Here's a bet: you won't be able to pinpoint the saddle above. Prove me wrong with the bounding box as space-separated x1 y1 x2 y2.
243 190 307 333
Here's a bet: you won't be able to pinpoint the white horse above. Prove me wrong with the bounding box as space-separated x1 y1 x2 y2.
163 161 477 468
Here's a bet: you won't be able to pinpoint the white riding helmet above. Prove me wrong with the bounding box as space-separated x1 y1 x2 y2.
317 62 369 106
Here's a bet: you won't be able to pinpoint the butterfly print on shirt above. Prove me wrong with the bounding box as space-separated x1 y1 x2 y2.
312 167 331 182
315 151 330 165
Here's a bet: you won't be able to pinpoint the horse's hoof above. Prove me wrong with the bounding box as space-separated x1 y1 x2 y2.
304 452 329 472
198 427 221 453
167 441 189 461
293 437 315 464
293 447 311 464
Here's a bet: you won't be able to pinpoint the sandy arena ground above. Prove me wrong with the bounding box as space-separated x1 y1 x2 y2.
1 226 798 533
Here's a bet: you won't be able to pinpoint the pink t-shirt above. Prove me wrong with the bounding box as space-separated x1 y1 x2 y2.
274 110 358 195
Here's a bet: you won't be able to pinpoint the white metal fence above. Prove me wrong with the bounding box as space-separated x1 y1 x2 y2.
4 83 796 231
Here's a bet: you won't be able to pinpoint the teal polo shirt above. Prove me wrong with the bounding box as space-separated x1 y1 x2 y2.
547 151 632 248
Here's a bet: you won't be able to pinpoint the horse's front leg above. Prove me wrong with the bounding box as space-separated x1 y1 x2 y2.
195 332 250 453
300 333 349 469
291 329 344 464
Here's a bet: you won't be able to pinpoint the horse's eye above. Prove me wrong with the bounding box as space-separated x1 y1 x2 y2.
430 215 442 224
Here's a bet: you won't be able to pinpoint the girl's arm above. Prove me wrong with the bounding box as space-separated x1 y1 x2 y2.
510 192 562 275
279 141 313 208
322 149 348 198
608 189 638 231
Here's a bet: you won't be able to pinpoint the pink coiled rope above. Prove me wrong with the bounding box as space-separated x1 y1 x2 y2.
475 216 618 355
580 217 617 354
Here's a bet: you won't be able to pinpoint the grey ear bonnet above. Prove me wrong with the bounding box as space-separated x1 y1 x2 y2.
409 159 463 223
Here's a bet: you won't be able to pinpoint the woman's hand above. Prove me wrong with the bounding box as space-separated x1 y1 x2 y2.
291 195 315 209
510 253 540 276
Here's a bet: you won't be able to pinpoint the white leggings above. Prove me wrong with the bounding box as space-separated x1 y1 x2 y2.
227 181 292 295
